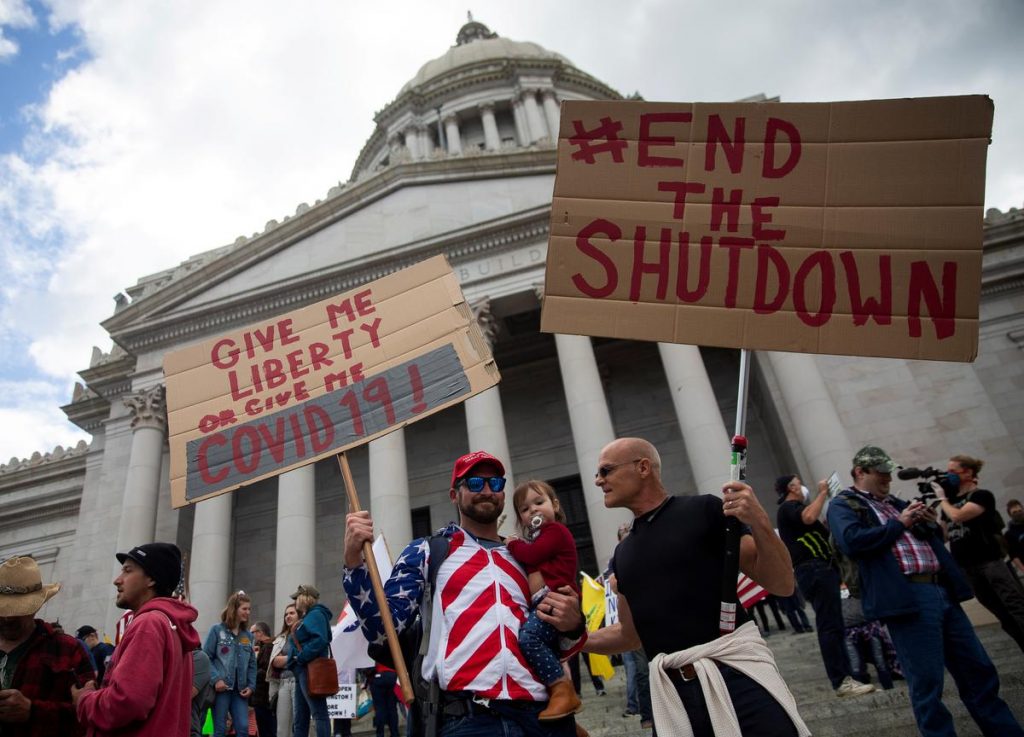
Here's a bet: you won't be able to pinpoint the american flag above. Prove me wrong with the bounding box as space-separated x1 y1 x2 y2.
344 524 547 701
737 572 768 608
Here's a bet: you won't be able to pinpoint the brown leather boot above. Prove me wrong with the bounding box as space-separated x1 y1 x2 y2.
538 679 583 721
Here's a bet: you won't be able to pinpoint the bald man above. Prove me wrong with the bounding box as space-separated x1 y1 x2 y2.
584 438 808 737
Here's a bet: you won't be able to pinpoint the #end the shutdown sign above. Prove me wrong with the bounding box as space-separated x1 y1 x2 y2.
541 96 993 362
164 255 499 507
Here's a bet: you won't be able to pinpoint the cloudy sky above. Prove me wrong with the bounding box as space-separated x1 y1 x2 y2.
0 0 1021 462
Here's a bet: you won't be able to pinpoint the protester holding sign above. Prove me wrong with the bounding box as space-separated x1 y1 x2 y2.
775 474 875 698
343 450 586 737
583 438 808 737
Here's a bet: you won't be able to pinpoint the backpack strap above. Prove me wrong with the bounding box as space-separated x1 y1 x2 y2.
418 535 451 658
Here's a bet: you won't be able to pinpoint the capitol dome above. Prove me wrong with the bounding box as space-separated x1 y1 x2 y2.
350 18 621 180
400 22 572 94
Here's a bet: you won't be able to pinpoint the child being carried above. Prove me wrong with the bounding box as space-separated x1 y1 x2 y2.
506 480 582 721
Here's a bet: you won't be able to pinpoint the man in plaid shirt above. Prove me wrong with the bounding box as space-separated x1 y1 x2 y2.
0 556 95 736
828 446 1022 737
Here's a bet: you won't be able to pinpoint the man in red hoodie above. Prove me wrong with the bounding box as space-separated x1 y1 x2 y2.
72 543 200 736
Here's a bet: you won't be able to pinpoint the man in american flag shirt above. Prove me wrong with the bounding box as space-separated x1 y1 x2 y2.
828 445 1023 737
343 450 586 737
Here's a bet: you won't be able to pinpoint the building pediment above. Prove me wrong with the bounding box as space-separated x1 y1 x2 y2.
101 152 556 356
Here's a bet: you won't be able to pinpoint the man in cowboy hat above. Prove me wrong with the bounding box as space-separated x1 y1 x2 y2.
72 542 200 737
0 555 96 736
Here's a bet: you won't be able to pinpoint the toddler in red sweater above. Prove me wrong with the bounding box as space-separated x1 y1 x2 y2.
506 480 582 720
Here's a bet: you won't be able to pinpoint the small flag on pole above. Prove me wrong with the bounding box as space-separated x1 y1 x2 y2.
737 573 768 609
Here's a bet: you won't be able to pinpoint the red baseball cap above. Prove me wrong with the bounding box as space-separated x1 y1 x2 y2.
450 451 506 488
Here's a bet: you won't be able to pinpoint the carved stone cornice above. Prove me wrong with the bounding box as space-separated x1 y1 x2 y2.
106 202 552 354
124 385 167 432
0 440 90 481
470 297 499 349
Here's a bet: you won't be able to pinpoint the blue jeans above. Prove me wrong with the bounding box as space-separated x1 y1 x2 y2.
293 665 331 737
519 611 563 686
624 649 639 711
623 649 652 721
884 582 1024 737
795 559 851 688
212 691 249 737
440 700 575 737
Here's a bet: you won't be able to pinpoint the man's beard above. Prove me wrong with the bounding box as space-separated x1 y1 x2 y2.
459 495 503 524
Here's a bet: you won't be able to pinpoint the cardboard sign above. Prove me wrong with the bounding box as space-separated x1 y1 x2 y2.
165 256 499 507
541 97 993 362
326 685 357 718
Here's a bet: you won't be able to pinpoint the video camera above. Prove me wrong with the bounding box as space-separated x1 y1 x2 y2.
896 466 960 504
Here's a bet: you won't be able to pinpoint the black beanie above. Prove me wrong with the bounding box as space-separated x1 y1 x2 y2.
116 542 182 597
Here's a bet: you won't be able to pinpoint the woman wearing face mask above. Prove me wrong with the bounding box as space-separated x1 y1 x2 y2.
775 474 874 698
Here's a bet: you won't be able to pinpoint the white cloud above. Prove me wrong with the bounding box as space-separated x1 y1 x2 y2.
0 0 34 60
0 0 1022 459
0 378 87 463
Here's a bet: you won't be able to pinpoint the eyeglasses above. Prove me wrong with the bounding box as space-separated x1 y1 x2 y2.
459 476 507 493
596 458 643 479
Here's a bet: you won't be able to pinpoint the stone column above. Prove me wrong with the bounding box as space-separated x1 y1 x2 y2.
464 298 516 536
658 344 731 497
274 465 317 626
369 430 412 559
553 332 630 568
403 127 419 160
115 385 167 553
511 98 529 146
418 126 433 158
522 90 548 143
480 103 500 151
541 90 561 141
189 493 233 632
443 114 462 155
766 351 856 485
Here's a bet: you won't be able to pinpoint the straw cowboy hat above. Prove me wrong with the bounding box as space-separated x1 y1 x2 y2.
0 556 61 617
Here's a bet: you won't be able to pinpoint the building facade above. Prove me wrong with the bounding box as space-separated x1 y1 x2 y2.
3 20 1024 636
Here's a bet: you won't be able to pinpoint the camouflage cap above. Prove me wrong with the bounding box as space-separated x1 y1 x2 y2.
852 445 897 473
290 584 320 600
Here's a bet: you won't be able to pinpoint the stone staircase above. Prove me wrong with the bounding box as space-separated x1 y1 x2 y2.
350 622 1023 736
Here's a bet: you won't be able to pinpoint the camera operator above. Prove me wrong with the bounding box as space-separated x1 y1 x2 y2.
939 455 1024 653
827 445 1023 737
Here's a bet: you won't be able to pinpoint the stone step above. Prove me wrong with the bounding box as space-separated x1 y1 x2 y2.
348 623 1023 736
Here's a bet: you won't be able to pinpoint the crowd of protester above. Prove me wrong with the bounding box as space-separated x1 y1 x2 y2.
4 445 1024 737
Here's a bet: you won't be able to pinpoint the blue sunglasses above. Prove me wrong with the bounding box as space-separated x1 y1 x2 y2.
459 476 507 493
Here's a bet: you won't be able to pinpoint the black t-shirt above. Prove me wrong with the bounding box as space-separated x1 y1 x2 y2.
776 500 833 568
611 494 750 659
946 489 1004 566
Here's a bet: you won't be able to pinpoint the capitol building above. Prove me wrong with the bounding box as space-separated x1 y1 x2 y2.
3 19 1023 635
